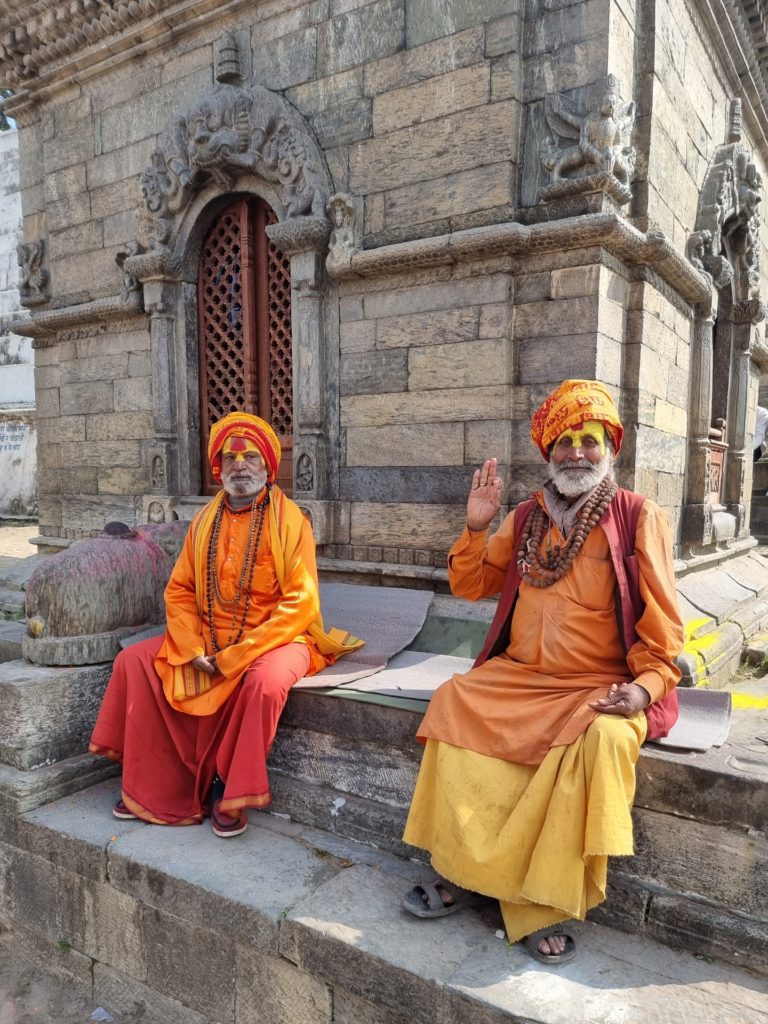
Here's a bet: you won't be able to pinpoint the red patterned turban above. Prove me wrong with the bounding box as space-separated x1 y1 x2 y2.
530 379 623 461
207 412 281 483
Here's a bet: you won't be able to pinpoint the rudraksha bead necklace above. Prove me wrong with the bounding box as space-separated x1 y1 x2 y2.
516 476 617 587
205 487 270 653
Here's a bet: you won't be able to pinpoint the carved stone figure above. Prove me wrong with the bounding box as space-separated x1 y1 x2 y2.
686 100 763 302
147 500 166 524
16 240 50 306
23 519 189 666
538 75 636 204
296 451 314 491
115 242 142 301
326 193 357 274
150 454 166 491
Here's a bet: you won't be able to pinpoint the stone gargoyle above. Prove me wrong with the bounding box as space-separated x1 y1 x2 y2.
23 520 189 667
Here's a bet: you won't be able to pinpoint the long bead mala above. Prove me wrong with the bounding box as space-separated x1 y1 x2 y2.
516 476 617 587
205 487 270 652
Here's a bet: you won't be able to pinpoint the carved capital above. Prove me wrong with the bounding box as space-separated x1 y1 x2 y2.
732 298 765 324
266 215 331 257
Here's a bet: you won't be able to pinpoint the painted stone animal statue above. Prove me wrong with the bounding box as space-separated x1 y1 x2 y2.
23 520 189 666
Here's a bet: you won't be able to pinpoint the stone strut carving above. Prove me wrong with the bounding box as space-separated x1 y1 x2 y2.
538 75 636 206
686 100 763 303
16 240 49 307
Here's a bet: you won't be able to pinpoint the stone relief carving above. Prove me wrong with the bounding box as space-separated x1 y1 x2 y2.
686 100 763 305
147 500 166 524
296 451 314 492
16 240 49 306
326 193 357 276
150 455 166 492
131 33 328 266
115 242 142 301
538 75 636 205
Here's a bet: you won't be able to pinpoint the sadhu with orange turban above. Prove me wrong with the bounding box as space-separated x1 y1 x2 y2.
91 411 362 838
403 380 683 965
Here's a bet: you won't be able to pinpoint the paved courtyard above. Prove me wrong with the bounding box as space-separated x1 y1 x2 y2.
0 523 37 560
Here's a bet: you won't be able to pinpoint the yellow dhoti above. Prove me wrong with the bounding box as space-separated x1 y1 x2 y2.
403 712 646 941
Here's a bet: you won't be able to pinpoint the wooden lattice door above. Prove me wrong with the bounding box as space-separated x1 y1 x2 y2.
198 197 293 494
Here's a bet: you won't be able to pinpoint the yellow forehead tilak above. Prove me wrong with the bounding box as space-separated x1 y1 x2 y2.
555 421 606 456
222 436 260 462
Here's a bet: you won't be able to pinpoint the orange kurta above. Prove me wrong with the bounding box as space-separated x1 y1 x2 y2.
156 494 326 716
416 496 683 765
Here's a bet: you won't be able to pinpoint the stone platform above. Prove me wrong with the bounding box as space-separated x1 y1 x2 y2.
0 779 765 1024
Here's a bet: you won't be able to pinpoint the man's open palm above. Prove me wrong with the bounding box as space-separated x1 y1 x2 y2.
467 458 503 532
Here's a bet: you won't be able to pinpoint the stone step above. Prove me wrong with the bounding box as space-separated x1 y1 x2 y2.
0 552 48 593
0 619 23 661
0 586 24 620
0 779 765 1024
266 687 768 975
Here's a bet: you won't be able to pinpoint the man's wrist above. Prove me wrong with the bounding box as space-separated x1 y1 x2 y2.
466 522 489 535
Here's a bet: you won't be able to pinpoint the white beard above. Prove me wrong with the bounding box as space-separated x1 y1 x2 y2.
222 465 268 498
548 451 613 498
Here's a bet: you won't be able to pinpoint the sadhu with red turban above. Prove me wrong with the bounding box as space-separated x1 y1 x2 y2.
91 411 362 838
403 380 683 965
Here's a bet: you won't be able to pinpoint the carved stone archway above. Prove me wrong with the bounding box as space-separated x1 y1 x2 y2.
122 33 342 538
683 99 768 551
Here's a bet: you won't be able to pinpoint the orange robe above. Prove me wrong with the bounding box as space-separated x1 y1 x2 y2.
90 489 353 823
416 496 683 765
404 494 683 939
156 494 327 715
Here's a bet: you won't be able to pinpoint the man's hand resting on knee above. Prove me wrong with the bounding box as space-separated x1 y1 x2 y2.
589 682 650 716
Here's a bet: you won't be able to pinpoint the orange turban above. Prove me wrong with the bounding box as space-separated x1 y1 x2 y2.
531 379 623 461
207 412 281 483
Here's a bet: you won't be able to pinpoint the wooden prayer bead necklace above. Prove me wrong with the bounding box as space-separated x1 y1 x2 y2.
516 476 617 587
205 487 270 653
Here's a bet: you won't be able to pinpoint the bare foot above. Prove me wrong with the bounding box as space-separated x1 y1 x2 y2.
537 933 568 956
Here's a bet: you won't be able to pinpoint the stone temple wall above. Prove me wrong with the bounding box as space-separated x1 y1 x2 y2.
0 125 36 518
2 0 768 564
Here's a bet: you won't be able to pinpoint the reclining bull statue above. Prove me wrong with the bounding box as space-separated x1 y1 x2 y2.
23 520 189 666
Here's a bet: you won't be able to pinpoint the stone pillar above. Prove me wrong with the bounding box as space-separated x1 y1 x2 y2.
292 250 327 500
682 305 716 549
143 280 180 495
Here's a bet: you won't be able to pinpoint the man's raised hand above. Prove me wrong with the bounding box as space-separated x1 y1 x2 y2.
466 458 503 533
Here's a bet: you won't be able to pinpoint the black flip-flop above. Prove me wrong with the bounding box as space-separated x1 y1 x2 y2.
402 879 487 919
523 926 576 964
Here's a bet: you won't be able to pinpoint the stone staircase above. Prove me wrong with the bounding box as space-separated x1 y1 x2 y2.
0 568 767 1022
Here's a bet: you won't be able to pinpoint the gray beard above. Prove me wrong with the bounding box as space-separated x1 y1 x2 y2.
222 466 268 500
547 452 613 498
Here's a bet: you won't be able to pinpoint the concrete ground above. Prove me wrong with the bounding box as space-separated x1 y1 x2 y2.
0 523 37 560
